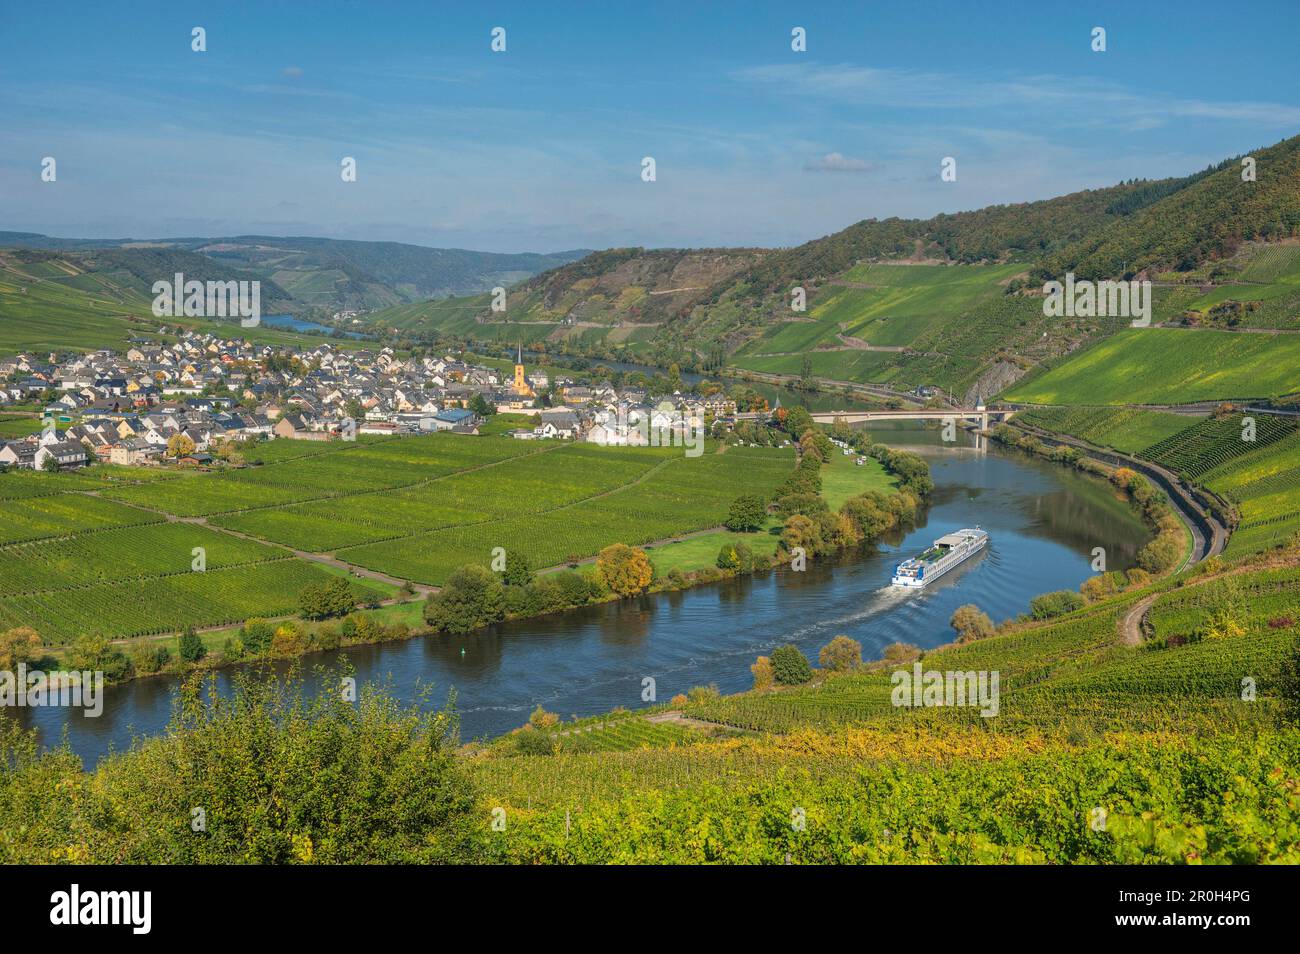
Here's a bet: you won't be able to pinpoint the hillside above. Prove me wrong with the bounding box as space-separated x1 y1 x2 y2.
1036 136 1300 281
0 232 588 314
0 249 345 355
368 136 1300 399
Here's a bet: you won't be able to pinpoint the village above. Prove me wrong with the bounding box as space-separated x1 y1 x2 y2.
0 333 745 471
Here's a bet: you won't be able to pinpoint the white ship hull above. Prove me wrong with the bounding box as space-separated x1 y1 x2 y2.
890 528 988 588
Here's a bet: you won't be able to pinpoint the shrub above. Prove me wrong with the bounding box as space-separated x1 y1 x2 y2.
686 684 720 704
528 705 559 730
750 655 775 690
770 644 813 685
1029 590 1086 620
882 641 921 664
716 540 754 571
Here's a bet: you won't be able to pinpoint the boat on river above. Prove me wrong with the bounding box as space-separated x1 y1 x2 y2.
890 528 988 588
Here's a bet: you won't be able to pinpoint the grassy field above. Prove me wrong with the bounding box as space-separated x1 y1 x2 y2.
1003 329 1300 404
818 447 897 508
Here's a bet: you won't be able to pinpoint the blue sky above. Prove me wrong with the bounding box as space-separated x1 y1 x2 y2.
2 0 1298 252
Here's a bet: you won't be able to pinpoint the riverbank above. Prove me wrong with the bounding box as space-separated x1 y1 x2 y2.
33 430 918 692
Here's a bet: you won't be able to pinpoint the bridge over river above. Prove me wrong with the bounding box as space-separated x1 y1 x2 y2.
735 407 1017 429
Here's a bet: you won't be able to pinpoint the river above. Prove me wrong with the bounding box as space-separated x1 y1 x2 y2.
11 427 1149 764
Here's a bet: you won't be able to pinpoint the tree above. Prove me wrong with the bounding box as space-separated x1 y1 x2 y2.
424 565 506 634
784 405 813 437
725 493 767 532
780 514 824 556
178 627 207 663
40 454 60 473
166 433 195 459
770 644 813 685
819 635 862 672
470 392 495 417
501 552 534 587
750 655 775 690
0 626 42 671
595 544 653 596
950 604 995 642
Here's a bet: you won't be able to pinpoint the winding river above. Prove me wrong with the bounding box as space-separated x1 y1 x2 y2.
12 426 1150 764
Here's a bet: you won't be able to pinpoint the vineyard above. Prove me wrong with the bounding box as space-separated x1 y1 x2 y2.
0 434 794 641
1015 406 1198 455
466 550 1300 863
335 446 793 584
1001 329 1300 405
0 560 388 643
1140 412 1296 479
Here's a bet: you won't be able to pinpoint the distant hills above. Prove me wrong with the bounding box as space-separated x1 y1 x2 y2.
5 133 1299 403
0 232 590 314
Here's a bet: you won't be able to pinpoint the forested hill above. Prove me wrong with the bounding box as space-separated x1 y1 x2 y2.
1035 134 1300 280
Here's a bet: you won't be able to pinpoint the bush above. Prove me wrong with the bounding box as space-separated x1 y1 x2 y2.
686 684 720 704
716 540 754 571
882 641 921 664
770 644 813 685
528 705 559 729
950 604 995 642
750 655 775 690
130 642 172 675
515 728 556 756
1029 590 1087 620
818 635 862 672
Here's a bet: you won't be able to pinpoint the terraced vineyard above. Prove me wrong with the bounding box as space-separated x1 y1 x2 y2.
1015 406 1198 454
1003 329 1300 405
1140 413 1296 480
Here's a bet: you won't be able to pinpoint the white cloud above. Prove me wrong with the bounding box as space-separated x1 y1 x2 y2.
804 152 875 174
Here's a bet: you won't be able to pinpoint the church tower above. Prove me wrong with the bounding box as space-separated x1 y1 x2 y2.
513 345 532 396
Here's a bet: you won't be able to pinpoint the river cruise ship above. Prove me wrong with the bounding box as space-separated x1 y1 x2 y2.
890 528 989 588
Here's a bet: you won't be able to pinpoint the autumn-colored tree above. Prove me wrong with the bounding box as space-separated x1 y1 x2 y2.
0 626 42 671
595 544 654 596
950 604 995 642
818 635 862 672
750 655 775 690
166 433 196 458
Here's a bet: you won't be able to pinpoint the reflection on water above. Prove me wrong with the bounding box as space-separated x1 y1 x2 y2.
9 430 1150 764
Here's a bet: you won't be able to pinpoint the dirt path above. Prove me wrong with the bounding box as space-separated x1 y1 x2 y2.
1119 594 1156 647
645 710 739 732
